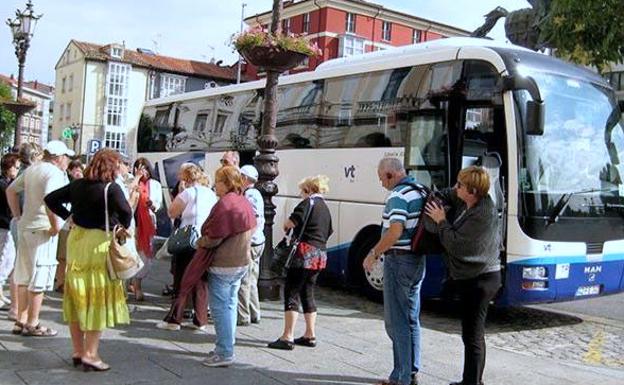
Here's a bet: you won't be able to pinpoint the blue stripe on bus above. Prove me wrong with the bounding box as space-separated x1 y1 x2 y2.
323 244 624 307
500 255 624 306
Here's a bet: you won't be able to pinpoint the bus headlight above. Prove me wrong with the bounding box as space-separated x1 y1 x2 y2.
522 266 547 280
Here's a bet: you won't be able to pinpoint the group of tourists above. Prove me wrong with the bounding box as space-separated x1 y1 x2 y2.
0 142 501 385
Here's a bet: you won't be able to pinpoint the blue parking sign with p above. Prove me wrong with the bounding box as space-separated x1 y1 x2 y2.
88 139 102 154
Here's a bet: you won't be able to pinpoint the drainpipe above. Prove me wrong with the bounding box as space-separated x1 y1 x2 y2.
371 6 382 52
313 0 322 60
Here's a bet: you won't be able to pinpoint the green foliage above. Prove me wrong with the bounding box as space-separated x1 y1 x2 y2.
541 0 624 72
0 83 16 152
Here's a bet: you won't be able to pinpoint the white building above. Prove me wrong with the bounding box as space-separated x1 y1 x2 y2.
52 40 241 157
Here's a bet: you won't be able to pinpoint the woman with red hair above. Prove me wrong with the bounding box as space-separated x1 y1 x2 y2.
45 149 133 372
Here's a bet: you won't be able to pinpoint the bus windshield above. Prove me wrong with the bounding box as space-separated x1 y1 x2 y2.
515 68 624 240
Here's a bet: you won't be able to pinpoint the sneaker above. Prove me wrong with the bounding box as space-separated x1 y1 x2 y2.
193 325 210 334
237 320 250 327
202 353 234 367
156 321 181 331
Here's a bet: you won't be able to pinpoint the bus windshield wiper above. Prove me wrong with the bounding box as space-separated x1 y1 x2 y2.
546 188 612 226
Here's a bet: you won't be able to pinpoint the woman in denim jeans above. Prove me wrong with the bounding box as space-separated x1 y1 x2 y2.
194 166 256 367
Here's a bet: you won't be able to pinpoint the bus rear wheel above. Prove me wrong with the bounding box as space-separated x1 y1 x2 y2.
348 227 383 303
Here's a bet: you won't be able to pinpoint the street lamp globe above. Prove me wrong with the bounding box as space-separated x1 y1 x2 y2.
16 0 41 37
7 18 21 39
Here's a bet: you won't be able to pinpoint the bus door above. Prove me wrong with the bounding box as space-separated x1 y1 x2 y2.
458 60 508 262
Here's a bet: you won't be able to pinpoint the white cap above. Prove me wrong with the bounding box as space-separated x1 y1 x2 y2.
45 140 75 157
240 165 258 182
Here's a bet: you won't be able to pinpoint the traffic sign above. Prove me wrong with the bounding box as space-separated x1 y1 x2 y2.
87 139 102 154
61 127 73 140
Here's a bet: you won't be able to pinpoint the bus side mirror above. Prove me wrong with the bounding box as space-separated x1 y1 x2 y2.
526 100 544 135
502 75 545 136
618 100 624 114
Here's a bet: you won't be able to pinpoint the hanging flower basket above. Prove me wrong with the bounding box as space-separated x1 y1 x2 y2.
0 98 36 115
233 28 321 72
240 46 308 72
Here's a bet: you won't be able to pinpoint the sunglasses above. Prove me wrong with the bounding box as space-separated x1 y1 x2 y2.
220 159 229 166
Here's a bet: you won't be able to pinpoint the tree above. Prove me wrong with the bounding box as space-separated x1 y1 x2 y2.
0 83 16 152
541 0 624 73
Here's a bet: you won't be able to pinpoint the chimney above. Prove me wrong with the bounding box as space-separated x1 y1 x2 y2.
34 80 38 88
10 74 14 80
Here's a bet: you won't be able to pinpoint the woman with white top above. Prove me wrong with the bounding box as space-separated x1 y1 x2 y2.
158 164 217 329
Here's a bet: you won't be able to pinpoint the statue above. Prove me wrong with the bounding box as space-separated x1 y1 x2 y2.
471 0 552 51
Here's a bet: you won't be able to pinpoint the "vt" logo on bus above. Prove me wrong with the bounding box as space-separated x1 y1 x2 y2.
344 165 356 179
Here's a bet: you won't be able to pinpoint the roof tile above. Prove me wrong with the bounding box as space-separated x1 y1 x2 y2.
72 40 241 81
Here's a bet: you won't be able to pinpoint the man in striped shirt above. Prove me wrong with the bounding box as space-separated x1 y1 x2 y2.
364 157 426 385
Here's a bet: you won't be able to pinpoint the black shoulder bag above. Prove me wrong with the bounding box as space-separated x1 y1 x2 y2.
270 198 315 277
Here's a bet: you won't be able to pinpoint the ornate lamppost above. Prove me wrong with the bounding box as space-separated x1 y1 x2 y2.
5 1 42 147
236 0 313 299
70 123 81 153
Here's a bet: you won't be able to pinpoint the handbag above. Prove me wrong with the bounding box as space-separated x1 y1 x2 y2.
104 183 144 280
167 187 200 255
270 198 315 276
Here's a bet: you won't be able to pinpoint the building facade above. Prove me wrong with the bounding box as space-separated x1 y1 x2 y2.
52 40 241 157
0 74 53 147
243 0 469 78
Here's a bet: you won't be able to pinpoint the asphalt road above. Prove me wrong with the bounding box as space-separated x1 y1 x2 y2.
535 291 624 324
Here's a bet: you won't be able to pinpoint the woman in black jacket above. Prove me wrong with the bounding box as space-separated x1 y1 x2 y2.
45 149 133 372
268 175 333 350
425 166 501 385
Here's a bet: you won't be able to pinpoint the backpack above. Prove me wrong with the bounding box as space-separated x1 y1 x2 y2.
397 182 445 256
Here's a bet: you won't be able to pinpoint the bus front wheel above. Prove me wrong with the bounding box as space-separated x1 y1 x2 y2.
348 226 383 303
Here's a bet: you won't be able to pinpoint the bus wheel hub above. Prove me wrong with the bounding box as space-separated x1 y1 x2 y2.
365 254 384 291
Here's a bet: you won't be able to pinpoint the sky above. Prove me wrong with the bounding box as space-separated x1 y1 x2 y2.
0 0 530 86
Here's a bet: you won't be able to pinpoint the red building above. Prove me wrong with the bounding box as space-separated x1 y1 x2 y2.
243 0 469 79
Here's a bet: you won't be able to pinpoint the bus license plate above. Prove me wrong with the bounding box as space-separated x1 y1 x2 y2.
575 285 600 297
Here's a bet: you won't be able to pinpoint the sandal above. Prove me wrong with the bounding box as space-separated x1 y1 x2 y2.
21 323 58 337
82 359 111 372
294 336 317 347
267 338 294 350
11 321 23 335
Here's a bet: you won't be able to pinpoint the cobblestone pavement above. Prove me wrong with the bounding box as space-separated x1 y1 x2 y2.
315 286 624 370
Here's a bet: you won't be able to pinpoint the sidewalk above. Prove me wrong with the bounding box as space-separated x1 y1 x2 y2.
1 257 622 385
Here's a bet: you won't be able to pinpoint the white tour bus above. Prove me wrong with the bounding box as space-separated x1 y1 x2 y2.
135 37 624 305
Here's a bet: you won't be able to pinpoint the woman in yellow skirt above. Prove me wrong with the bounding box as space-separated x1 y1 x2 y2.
45 149 133 371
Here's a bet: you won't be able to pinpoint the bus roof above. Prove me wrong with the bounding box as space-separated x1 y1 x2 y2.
144 37 605 107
